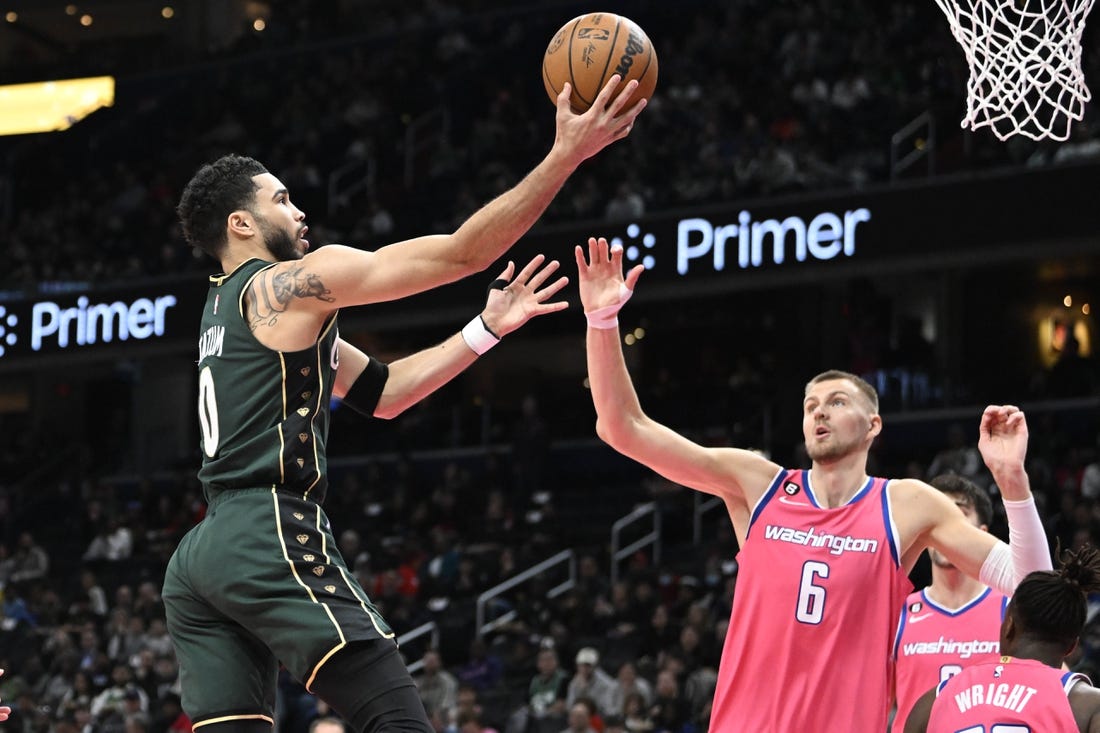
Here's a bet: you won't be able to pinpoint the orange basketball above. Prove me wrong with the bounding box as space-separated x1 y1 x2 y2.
542 12 658 113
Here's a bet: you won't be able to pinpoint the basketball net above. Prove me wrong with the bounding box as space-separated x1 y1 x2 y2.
934 0 1095 141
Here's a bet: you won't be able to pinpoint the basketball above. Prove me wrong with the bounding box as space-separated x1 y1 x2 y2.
542 12 658 113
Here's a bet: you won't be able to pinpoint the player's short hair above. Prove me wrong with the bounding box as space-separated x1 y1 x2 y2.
805 370 879 412
177 154 268 259
930 473 993 528
1010 544 1100 648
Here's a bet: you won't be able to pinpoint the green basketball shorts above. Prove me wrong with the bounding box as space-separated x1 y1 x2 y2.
163 488 394 727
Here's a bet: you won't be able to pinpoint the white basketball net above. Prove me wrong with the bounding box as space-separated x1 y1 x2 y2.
934 0 1095 140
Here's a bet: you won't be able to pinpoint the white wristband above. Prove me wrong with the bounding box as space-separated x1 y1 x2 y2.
585 283 634 330
461 315 500 355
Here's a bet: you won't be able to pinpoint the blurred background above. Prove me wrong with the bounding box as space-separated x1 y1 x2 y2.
0 1 1098 732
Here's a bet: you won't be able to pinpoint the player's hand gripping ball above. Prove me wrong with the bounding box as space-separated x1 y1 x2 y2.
542 12 658 113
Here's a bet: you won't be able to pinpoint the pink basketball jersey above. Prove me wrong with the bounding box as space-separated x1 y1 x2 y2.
710 469 912 732
891 587 1009 733
928 656 1088 732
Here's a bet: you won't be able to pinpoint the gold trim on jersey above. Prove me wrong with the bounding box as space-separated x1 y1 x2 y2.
209 257 267 289
238 262 279 319
305 640 347 693
271 490 346 655
278 354 288 485
302 332 326 500
311 503 393 640
335 562 394 640
316 506 328 561
192 714 274 729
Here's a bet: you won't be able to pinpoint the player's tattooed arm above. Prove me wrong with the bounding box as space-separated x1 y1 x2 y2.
245 265 336 330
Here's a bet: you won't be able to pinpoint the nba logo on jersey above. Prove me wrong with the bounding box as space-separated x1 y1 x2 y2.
213 294 220 315
783 482 800 496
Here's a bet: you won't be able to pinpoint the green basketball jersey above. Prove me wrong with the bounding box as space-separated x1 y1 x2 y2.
196 258 338 504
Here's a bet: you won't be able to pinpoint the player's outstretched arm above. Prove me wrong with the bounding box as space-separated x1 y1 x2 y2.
901 405 1050 591
576 237 779 507
293 76 645 314
976 405 1052 583
334 255 568 419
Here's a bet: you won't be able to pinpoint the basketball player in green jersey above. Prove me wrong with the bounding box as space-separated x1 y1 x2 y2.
164 76 645 733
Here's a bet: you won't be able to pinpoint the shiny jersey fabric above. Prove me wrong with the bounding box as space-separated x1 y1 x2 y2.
710 468 912 732
196 259 338 504
928 656 1088 732
892 586 1009 732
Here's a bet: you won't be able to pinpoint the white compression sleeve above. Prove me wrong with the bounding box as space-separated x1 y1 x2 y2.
979 496 1052 595
979 542 1013 595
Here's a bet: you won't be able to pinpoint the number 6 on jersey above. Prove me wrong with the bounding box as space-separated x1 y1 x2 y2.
796 561 829 624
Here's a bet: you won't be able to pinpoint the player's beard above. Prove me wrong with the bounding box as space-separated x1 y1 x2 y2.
805 432 860 462
257 215 303 261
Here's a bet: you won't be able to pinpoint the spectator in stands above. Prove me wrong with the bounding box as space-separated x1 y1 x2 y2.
1081 437 1100 500
607 663 652 718
452 709 499 733
646 670 691 733
566 648 615 718
132 583 165 625
416 648 459 730
447 685 489 733
621 692 654 733
575 556 609 605
90 665 148 729
70 570 109 620
57 671 94 722
664 625 704 676
337 529 372 576
8 532 49 585
140 619 174 658
105 610 143 663
560 700 598 733
39 651 79 711
83 514 134 563
458 639 503 693
1049 330 1096 398
926 423 984 482
506 644 568 733
638 606 677 663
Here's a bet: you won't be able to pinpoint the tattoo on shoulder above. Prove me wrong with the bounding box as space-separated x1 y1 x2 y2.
245 265 336 330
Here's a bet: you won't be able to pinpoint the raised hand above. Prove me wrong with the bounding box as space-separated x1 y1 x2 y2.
978 405 1029 478
480 254 569 338
554 76 646 165
575 236 644 317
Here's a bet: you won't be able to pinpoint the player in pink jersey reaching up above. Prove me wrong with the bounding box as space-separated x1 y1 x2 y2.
574 237 1051 732
892 474 1010 731
905 545 1100 732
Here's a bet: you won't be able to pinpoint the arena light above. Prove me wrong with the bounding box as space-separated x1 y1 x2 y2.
0 76 114 136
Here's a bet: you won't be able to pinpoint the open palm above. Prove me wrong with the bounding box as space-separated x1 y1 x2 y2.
575 236 644 314
480 255 569 338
